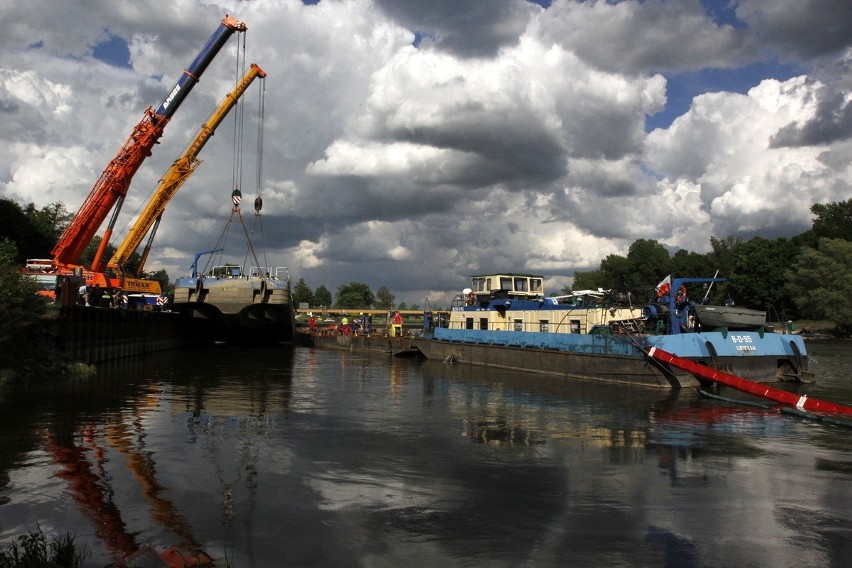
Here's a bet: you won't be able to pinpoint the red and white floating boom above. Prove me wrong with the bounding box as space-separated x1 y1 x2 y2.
647 346 852 415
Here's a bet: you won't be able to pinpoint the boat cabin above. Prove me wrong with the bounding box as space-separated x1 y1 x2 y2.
447 273 645 335
469 273 545 301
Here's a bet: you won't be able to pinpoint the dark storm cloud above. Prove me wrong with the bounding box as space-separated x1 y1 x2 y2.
538 1 749 74
373 0 535 57
770 85 852 147
736 0 852 60
388 113 567 189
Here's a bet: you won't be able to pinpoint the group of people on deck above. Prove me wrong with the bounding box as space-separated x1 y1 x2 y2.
308 311 404 336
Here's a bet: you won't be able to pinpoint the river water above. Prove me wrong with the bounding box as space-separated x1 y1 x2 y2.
0 341 850 567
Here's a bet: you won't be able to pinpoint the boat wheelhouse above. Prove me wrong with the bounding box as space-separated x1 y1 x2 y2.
452 273 645 336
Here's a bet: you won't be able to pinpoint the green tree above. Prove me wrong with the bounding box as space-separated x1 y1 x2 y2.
810 200 852 242
708 235 742 278
670 249 714 279
792 201 852 248
726 237 797 312
599 240 670 298
787 238 852 332
23 201 71 244
145 269 171 295
0 199 65 263
313 285 332 308
598 254 631 289
0 238 63 381
375 286 395 309
79 235 117 270
335 282 374 308
119 250 144 277
292 278 314 307
571 270 604 292
624 239 671 297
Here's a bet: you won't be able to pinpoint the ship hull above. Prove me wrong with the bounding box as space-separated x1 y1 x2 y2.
172 276 295 344
413 328 810 389
300 331 420 357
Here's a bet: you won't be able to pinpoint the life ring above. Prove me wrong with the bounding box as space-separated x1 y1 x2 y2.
466 291 476 305
675 285 687 303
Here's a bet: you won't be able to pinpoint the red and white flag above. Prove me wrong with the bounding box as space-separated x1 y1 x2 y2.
655 275 671 296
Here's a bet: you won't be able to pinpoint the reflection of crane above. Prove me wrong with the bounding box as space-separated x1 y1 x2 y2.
103 409 198 548
46 400 202 561
109 64 267 278
44 15 247 292
45 426 138 559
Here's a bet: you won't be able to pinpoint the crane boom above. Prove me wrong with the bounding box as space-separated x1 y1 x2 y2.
109 63 267 274
50 15 247 272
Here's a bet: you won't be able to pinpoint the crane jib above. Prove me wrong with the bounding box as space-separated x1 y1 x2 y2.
155 16 247 119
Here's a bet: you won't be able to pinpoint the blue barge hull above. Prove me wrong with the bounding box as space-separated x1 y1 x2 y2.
413 328 810 389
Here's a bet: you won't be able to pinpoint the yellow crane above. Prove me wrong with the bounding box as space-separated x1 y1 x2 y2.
109 63 267 279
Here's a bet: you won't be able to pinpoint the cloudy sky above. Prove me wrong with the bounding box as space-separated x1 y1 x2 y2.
1 0 850 305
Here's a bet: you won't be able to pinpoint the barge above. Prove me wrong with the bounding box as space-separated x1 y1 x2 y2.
413 273 812 389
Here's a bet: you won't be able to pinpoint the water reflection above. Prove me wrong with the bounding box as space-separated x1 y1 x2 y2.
0 344 849 567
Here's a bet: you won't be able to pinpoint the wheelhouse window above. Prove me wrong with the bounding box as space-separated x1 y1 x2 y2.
514 277 528 292
472 277 490 293
500 276 513 291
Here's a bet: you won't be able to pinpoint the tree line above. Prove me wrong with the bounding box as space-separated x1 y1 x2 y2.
2 197 851 332
0 198 171 292
290 201 852 333
291 280 420 311
569 200 852 332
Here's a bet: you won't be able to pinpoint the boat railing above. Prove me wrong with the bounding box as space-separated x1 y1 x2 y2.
446 316 649 335
211 265 243 278
247 266 290 281
275 266 290 281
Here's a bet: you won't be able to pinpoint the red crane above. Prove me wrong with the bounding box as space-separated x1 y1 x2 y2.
49 15 247 283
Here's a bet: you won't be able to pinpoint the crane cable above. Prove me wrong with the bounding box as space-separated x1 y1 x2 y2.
231 30 247 201
251 75 268 272
224 33 263 276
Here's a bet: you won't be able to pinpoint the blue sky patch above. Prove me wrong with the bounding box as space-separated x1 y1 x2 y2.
647 58 807 131
93 34 131 68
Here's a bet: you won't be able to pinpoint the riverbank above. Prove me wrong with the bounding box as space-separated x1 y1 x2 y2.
795 320 846 339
